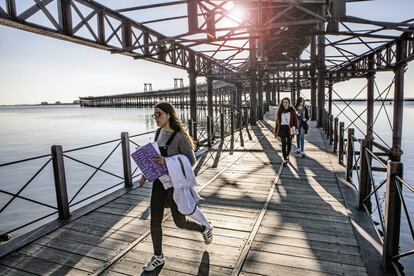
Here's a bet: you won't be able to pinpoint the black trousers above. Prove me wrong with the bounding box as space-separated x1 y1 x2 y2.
279 125 292 159
150 180 204 255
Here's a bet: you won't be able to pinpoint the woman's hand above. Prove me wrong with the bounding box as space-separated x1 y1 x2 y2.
154 155 166 165
138 176 146 187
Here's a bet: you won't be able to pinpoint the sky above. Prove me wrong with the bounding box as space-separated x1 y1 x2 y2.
0 0 413 105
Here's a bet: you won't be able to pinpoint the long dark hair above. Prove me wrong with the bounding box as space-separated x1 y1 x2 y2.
276 97 291 122
155 102 195 149
295 97 305 109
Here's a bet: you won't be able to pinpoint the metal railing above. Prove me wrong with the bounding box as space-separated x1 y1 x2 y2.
0 130 155 242
324 112 412 274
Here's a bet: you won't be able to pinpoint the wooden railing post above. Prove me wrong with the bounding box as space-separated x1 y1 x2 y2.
333 117 338 153
359 139 372 211
382 161 403 270
188 119 193 138
239 111 244 147
329 115 334 145
207 115 212 147
338 122 345 164
230 110 234 153
346 128 354 182
220 113 225 141
121 132 133 187
51 145 70 219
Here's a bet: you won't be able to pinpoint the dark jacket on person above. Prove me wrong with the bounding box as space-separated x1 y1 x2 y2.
275 107 299 137
296 105 310 134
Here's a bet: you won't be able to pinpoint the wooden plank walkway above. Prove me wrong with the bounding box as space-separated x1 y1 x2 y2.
0 121 368 276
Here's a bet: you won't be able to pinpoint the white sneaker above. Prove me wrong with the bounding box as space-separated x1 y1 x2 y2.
202 227 213 245
143 254 165 271
296 149 300 154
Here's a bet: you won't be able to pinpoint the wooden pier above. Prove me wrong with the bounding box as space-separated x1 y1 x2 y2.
0 121 376 276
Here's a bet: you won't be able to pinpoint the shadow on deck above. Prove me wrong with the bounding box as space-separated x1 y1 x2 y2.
0 120 385 276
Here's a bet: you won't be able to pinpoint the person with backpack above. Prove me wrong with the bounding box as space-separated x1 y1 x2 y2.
138 102 213 272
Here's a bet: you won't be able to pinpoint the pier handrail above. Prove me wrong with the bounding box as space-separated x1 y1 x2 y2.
330 115 411 274
0 130 155 242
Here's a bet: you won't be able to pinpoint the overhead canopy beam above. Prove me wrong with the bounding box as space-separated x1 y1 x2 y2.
0 0 233 75
328 32 414 80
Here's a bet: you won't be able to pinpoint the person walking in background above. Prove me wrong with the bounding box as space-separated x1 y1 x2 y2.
295 97 309 157
138 102 213 272
275 97 298 165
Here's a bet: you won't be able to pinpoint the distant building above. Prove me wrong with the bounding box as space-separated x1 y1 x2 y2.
73 100 80 105
55 101 61 105
41 101 48 105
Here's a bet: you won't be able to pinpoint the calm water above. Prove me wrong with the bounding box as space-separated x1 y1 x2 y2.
0 104 413 272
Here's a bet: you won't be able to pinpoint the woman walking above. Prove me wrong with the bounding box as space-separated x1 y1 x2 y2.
138 102 213 272
275 97 298 164
295 97 309 157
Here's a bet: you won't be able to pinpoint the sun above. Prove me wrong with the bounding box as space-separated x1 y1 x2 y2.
226 1 246 23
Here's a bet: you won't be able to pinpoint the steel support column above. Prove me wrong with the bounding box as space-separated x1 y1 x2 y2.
317 26 326 128
249 37 257 125
366 54 375 140
188 52 197 141
310 35 317 121
391 38 407 162
258 68 264 120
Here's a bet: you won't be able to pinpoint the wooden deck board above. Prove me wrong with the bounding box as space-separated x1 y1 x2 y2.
0 122 370 275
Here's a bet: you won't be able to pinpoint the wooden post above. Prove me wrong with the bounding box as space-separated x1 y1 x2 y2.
121 132 132 187
359 139 372 212
51 145 70 219
329 115 334 145
382 161 403 269
220 113 225 141
346 128 354 182
188 119 193 138
207 116 212 147
333 117 338 153
339 122 344 164
239 110 244 147
230 110 234 154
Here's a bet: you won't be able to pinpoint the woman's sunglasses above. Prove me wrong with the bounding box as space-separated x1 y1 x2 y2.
152 111 165 119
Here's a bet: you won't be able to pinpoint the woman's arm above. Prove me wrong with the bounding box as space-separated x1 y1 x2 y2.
177 133 196 166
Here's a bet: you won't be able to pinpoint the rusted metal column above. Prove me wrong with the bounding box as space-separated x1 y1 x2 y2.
382 161 403 269
391 37 407 162
265 72 270 112
220 113 225 141
249 36 258 124
317 22 326 128
258 68 264 120
207 61 214 146
359 139 372 212
346 128 354 182
328 78 333 118
188 52 197 141
271 81 276 106
121 132 133 188
366 54 375 141
58 0 73 35
6 0 17 19
310 35 317 121
51 145 70 219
